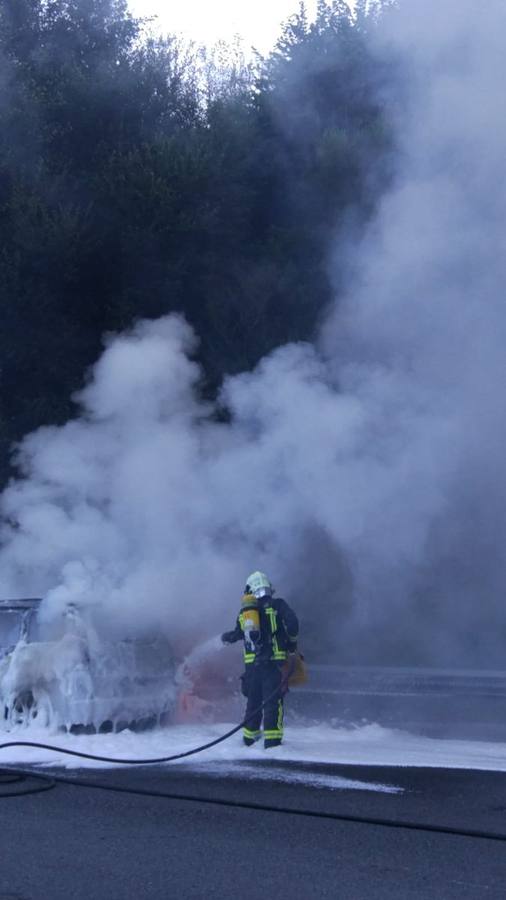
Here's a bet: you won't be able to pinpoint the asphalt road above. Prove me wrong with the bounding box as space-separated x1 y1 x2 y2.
1 759 506 899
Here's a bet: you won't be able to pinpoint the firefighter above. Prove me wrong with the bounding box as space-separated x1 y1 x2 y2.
221 571 299 749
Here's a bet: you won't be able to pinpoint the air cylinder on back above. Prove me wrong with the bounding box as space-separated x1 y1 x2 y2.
240 593 260 654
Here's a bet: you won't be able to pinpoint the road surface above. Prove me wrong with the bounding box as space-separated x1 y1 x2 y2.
1 759 506 899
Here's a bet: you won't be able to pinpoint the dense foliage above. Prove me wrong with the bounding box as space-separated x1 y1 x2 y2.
0 0 394 484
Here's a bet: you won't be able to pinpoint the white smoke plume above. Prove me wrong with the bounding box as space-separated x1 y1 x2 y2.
1 0 505 664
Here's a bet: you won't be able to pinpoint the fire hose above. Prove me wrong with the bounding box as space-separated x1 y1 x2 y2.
1 670 506 844
0 659 296 765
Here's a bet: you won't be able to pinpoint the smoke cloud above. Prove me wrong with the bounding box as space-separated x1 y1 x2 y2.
1 0 505 665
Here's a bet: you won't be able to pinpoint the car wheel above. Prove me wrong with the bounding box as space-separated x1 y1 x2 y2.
8 688 52 728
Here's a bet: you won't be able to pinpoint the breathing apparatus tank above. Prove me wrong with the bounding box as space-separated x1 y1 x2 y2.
240 592 261 655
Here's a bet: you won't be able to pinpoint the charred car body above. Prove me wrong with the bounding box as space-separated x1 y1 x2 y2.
0 598 177 732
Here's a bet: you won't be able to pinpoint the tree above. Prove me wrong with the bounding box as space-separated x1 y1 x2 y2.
0 0 395 484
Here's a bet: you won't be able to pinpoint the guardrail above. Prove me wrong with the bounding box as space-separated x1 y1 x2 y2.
289 665 506 740
299 665 506 697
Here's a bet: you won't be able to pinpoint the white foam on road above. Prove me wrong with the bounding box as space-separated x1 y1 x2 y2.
196 761 402 794
2 721 506 775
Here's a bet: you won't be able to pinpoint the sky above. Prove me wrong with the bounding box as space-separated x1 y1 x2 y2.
128 0 320 52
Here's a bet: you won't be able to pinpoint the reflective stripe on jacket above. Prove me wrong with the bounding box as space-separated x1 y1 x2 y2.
227 597 299 665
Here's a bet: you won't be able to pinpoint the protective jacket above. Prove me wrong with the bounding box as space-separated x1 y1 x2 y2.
222 596 299 665
222 595 299 748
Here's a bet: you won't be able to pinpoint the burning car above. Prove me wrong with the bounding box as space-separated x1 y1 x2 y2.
0 598 177 732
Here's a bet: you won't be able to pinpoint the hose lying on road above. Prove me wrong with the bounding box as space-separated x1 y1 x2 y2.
0 676 288 765
2 762 506 845
0 768 55 798
1 681 506 844
0 716 251 765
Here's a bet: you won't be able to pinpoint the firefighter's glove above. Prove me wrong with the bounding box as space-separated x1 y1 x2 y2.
221 631 236 645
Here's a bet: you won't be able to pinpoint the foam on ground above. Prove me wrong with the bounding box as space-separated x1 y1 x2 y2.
2 721 506 775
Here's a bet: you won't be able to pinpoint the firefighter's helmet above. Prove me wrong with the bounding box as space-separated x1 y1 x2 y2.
245 571 273 599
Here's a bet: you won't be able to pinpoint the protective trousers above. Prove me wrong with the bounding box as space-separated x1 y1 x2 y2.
242 662 284 747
